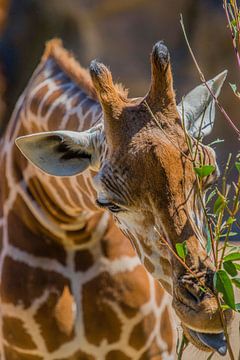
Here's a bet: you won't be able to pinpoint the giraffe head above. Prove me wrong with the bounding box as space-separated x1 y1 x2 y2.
16 42 233 355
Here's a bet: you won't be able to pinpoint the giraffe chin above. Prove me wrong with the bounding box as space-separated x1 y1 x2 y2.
183 326 227 356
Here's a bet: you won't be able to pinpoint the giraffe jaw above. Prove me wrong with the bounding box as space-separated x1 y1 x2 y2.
188 329 227 356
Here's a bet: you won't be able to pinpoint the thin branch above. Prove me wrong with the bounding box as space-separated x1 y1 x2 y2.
180 13 240 140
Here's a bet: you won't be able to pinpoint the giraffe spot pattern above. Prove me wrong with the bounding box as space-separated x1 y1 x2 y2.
65 212 105 246
55 348 95 360
34 292 75 352
40 89 63 118
138 340 163 360
1 257 70 308
160 307 174 354
27 175 72 224
3 316 37 350
8 195 66 265
129 312 156 350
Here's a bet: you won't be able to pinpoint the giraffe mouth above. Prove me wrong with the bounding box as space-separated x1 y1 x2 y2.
189 329 227 356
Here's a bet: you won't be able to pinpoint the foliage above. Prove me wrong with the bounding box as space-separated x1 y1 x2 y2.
174 2 240 358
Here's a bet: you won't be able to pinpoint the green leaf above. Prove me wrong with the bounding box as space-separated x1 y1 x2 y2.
214 270 235 310
221 304 231 310
229 83 240 98
219 232 238 238
213 195 226 215
176 241 188 261
236 162 240 173
226 217 236 225
230 82 237 93
232 278 240 289
206 228 212 255
235 303 240 312
206 189 216 205
223 261 238 277
224 252 240 262
194 165 215 179
235 263 240 271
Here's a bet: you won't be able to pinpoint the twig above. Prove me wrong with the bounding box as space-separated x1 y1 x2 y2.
154 226 210 293
223 0 240 69
180 13 240 140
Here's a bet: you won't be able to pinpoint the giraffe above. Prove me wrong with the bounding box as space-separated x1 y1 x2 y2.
16 40 234 357
0 39 178 360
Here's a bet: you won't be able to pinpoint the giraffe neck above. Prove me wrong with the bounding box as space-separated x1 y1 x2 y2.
6 55 108 249
0 41 176 359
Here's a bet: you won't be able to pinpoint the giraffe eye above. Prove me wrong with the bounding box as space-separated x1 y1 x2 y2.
96 199 122 213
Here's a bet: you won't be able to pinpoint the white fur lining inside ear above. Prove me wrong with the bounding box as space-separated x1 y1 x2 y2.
15 130 99 177
177 70 227 138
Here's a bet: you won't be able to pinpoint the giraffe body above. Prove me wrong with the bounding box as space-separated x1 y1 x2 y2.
15 40 232 356
0 41 175 360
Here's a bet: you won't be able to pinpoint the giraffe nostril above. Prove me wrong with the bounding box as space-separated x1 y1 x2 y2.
179 277 205 304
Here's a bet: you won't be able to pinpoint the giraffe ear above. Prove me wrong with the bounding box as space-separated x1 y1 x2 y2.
177 70 227 138
15 127 102 176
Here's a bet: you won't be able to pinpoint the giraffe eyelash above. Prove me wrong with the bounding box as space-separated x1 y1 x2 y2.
95 199 123 213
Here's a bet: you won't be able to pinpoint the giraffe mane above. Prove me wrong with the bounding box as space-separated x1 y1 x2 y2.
42 38 128 101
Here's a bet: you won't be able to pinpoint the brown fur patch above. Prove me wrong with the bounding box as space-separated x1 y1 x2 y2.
67 114 80 131
48 102 67 131
74 249 94 272
40 88 63 118
34 292 74 352
11 139 28 183
105 350 131 360
1 257 69 308
138 340 163 360
129 312 156 350
101 218 136 260
154 281 165 307
0 225 3 255
56 349 95 360
144 257 155 274
113 266 150 318
159 257 172 277
30 85 49 115
1 154 10 202
4 346 43 360
3 316 37 349
160 307 174 354
82 273 122 346
8 194 66 264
